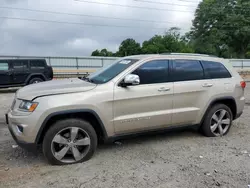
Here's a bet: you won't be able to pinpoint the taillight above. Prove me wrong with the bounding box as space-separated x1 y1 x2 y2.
240 81 246 89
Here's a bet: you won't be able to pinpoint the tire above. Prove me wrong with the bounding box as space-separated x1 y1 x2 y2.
43 118 97 165
201 104 233 137
28 77 43 84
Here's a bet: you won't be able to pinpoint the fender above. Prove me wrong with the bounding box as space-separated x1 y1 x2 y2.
25 73 47 84
35 109 108 144
200 96 237 125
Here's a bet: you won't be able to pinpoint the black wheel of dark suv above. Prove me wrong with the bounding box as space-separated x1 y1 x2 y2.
43 118 97 165
29 77 44 84
201 104 233 137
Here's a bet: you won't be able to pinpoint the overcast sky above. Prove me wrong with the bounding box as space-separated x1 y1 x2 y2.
0 0 201 56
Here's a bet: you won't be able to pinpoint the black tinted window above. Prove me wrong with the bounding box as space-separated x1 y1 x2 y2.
202 61 231 79
133 60 169 85
30 60 46 69
13 61 28 70
173 60 204 81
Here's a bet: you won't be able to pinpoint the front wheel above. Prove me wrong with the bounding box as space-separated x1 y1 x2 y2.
43 118 97 165
201 104 233 137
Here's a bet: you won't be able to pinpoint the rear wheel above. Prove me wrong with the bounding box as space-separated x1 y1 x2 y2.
29 77 43 84
43 118 97 165
201 104 233 137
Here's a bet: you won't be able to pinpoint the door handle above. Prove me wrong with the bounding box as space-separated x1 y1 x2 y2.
202 83 213 87
158 87 170 92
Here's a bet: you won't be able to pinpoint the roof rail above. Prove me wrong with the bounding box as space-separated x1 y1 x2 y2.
161 53 217 57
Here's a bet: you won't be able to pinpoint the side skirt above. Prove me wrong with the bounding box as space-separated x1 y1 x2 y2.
105 124 200 143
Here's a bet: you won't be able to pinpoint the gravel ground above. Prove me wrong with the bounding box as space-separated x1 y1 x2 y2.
0 86 250 188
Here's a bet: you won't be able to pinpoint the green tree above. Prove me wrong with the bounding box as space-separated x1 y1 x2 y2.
91 49 113 57
246 44 250 58
100 49 113 56
91 49 101 56
190 0 250 58
117 38 141 56
246 51 250 58
141 28 194 54
141 35 166 54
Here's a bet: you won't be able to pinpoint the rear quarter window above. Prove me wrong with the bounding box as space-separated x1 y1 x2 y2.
30 60 46 69
201 61 231 79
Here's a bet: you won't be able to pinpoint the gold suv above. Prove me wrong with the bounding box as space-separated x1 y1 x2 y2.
6 53 245 165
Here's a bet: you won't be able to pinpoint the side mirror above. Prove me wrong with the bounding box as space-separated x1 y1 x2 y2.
121 74 140 87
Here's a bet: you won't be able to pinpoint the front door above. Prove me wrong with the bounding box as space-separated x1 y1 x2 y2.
11 60 30 84
113 59 173 134
0 61 11 86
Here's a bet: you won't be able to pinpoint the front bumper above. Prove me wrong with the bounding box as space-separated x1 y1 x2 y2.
5 112 38 152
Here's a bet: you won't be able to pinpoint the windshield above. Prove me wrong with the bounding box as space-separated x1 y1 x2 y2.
88 59 138 84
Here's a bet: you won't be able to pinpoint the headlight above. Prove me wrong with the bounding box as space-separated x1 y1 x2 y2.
19 101 38 112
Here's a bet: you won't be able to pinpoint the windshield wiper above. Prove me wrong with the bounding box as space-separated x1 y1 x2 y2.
82 77 94 83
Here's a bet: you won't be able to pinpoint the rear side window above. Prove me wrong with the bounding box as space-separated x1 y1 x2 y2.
0 62 9 71
30 60 46 69
201 61 231 79
132 60 169 85
13 61 28 70
173 60 204 82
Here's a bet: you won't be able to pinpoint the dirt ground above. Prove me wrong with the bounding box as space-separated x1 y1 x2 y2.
0 86 250 188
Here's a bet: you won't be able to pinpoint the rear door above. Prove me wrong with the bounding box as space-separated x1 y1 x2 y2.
171 59 214 125
0 60 11 85
11 60 30 84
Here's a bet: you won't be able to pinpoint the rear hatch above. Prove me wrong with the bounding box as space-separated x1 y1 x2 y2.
47 65 53 79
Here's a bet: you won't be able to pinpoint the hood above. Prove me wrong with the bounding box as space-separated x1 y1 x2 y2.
16 78 97 100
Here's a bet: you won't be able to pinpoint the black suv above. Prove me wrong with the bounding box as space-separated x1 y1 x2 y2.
0 59 53 88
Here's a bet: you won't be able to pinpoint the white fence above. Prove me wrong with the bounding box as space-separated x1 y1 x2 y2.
229 59 250 71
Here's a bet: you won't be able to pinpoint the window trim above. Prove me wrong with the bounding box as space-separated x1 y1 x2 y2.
118 59 171 87
172 59 205 82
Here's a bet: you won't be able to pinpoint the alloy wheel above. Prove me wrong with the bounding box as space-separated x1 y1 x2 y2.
210 109 231 136
51 127 91 163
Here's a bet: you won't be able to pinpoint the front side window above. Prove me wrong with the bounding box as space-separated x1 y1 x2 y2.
0 62 9 71
89 59 138 84
132 60 169 85
173 60 204 82
13 61 28 70
202 61 231 79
